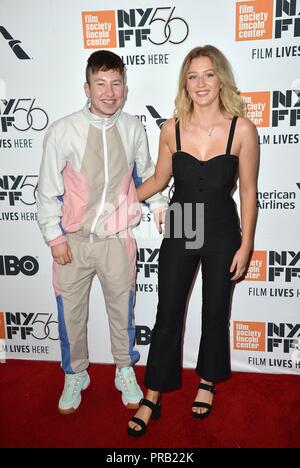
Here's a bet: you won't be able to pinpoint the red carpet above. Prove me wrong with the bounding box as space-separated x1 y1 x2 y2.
1 360 299 448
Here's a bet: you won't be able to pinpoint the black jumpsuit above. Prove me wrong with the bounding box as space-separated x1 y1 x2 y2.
144 117 241 390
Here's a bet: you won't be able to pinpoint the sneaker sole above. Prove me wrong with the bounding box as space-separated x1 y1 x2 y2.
126 401 142 410
115 380 143 410
58 374 90 415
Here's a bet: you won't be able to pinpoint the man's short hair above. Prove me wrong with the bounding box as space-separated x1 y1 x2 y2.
86 50 125 84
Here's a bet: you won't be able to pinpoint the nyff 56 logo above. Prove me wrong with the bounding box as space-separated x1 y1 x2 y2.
0 99 48 132
137 248 159 278
0 311 58 340
234 320 300 354
0 175 38 206
241 89 300 127
82 7 188 49
236 0 300 41
245 250 300 282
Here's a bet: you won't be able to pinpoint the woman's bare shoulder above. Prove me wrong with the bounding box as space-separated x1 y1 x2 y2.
160 117 177 141
161 117 176 131
236 116 257 135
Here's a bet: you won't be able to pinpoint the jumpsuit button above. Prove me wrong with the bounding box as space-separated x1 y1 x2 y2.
200 162 204 166
199 188 203 192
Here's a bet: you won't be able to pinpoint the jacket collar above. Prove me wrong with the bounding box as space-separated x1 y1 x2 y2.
83 100 121 129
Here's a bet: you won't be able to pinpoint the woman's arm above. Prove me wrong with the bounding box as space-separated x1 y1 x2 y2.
238 118 259 250
230 118 259 280
136 119 174 202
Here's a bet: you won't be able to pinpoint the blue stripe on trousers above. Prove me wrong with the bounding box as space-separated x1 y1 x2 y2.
56 295 74 374
128 290 140 365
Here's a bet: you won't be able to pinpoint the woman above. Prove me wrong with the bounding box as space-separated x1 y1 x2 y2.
128 45 258 436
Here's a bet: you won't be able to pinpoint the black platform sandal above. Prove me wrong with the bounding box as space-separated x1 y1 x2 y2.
192 383 216 419
128 398 161 437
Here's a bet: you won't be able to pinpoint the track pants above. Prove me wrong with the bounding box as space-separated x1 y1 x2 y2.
144 239 237 391
53 232 139 374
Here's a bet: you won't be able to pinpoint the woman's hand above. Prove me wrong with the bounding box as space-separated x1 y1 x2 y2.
230 246 251 281
153 208 166 234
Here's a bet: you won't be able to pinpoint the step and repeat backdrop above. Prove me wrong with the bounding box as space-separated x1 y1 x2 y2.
1 0 300 375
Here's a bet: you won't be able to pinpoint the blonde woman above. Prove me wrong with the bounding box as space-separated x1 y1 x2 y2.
128 45 258 436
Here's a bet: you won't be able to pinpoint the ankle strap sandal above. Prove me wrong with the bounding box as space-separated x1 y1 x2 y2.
192 383 216 419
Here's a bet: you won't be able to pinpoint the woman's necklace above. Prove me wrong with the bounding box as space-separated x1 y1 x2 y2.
208 127 215 137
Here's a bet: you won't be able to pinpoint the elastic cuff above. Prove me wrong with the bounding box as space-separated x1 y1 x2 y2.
146 195 169 213
149 200 169 213
49 236 67 247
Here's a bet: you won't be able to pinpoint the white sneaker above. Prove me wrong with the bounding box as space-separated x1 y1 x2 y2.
58 370 90 415
115 366 143 409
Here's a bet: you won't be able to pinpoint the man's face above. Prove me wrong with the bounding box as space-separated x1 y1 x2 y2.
84 68 125 117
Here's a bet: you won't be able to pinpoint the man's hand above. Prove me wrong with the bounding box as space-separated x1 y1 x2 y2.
51 242 72 265
153 209 166 234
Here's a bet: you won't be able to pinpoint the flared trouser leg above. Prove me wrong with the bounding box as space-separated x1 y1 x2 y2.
144 239 236 391
144 240 200 391
196 250 236 382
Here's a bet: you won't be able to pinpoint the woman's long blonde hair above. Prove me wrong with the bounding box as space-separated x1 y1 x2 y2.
174 45 245 124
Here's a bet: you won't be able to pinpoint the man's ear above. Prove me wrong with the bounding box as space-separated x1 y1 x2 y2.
84 82 90 98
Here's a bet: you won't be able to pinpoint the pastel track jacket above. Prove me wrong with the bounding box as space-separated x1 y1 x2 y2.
36 103 167 245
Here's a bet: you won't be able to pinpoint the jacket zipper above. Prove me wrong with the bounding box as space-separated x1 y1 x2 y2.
90 127 109 242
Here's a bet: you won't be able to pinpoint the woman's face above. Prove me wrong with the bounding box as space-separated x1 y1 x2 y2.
185 56 222 108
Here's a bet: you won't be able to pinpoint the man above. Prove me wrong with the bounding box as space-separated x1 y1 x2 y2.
36 50 166 415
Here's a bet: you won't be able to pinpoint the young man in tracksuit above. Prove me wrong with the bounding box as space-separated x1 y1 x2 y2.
36 50 167 415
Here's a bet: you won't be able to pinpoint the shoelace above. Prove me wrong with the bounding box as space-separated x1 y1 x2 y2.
119 370 137 394
64 374 83 398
